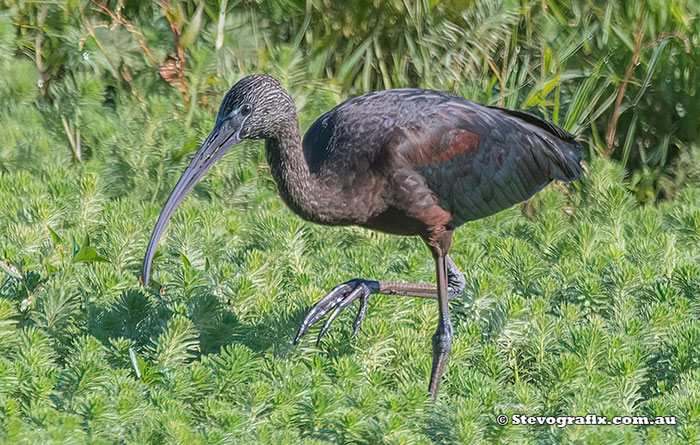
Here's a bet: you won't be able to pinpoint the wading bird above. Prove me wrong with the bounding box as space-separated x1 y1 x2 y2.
142 74 582 397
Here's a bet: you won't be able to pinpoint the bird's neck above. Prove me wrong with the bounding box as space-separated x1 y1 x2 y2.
264 119 336 224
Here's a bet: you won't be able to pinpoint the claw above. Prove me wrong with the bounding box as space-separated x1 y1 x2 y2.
294 279 375 345
351 293 369 339
294 283 350 344
316 285 366 345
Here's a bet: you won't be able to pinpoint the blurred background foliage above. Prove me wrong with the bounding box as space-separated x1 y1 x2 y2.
0 0 698 201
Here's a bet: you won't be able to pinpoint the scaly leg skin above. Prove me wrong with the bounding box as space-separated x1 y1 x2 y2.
293 255 465 346
427 238 454 399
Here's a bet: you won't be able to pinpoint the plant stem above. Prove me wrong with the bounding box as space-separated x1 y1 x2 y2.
61 115 81 162
604 11 645 158
216 0 228 52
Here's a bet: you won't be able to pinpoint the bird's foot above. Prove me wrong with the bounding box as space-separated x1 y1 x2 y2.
294 278 379 346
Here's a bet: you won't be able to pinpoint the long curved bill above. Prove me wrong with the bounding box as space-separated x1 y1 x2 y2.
141 118 242 286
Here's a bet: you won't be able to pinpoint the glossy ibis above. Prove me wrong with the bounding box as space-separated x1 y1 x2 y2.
142 74 582 398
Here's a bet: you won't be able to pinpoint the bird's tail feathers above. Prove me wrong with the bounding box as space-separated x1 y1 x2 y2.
489 105 583 182
548 138 583 182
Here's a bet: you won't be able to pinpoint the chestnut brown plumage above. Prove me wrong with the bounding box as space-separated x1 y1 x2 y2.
142 74 582 398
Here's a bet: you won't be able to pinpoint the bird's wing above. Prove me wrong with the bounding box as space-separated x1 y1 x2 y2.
385 100 583 227
302 90 582 229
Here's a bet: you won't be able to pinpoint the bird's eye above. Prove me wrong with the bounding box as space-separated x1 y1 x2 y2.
240 104 252 116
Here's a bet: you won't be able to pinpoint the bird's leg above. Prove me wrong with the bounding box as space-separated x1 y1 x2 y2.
426 231 454 399
521 197 537 219
377 255 465 301
293 255 465 346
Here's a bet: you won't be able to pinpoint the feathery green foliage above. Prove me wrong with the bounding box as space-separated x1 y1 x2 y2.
0 0 699 443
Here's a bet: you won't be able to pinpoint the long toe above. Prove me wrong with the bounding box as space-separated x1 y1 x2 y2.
316 285 368 345
351 293 369 339
294 279 375 345
294 282 352 343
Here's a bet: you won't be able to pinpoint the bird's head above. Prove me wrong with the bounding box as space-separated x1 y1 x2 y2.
216 74 296 140
141 74 293 286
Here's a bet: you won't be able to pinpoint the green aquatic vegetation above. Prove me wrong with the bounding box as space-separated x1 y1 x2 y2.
0 0 699 442
0 96 699 441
